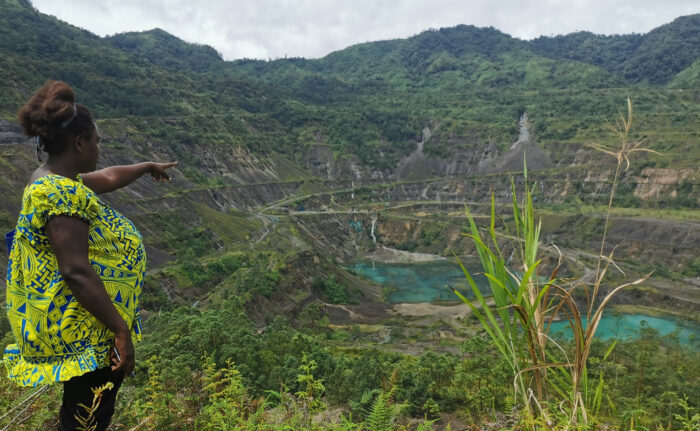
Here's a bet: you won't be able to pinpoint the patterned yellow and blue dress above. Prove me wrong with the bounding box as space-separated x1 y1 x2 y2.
4 175 145 387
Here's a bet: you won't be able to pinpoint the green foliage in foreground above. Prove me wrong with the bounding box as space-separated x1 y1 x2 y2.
1 308 698 429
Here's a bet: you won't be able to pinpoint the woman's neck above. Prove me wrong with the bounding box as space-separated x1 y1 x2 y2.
31 156 81 182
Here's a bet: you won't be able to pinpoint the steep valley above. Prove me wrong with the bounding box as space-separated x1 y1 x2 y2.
2 117 697 327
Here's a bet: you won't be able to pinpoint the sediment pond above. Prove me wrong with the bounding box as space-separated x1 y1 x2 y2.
348 260 700 344
346 260 488 303
549 313 700 345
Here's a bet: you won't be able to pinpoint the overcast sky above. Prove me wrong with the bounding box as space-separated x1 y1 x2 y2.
30 0 699 61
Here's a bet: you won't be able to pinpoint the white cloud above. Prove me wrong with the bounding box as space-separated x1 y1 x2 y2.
30 0 699 60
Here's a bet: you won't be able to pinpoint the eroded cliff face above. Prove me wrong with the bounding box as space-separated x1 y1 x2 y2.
0 119 309 211
318 119 556 182
302 144 390 181
290 167 697 212
295 117 698 211
5 117 694 219
300 117 554 182
634 168 696 200
0 119 311 278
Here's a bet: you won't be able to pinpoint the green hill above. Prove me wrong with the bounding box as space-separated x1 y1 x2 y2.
228 24 624 92
668 58 700 88
2 0 698 173
0 0 277 120
530 14 700 84
107 28 224 73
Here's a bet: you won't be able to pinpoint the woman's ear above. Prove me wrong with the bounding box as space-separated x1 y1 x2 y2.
73 134 86 153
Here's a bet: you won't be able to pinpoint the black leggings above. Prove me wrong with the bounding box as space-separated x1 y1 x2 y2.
58 367 124 431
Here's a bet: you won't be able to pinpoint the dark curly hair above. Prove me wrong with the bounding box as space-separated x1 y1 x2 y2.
18 80 95 158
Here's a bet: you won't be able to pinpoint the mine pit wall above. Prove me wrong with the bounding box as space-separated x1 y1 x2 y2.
2 120 698 291
3 119 696 217
289 211 514 265
287 207 699 284
294 167 698 212
0 133 312 277
244 250 323 327
573 217 699 275
290 213 374 263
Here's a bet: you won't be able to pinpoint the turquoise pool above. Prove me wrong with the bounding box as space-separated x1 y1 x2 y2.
347 260 699 344
549 313 699 345
346 260 488 303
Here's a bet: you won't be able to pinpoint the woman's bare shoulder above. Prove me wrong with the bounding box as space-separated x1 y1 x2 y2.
28 167 52 184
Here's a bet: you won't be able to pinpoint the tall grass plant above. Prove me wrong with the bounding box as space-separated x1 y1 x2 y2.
452 99 655 428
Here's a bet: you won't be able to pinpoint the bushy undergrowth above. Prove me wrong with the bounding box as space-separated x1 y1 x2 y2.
1 301 697 430
312 276 353 304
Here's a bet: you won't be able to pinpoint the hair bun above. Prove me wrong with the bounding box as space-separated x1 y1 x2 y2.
18 80 77 140
41 81 76 125
18 80 94 158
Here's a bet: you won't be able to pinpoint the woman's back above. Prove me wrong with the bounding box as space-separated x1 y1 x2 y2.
5 174 145 387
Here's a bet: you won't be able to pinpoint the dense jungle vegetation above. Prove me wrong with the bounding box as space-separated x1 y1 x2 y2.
0 0 698 429
1 0 699 173
2 294 699 429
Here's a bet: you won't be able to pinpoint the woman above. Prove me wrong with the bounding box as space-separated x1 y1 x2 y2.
4 80 176 430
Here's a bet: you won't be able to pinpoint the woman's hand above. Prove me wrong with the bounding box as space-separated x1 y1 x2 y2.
48 215 137 376
111 330 136 376
83 161 179 193
148 161 178 182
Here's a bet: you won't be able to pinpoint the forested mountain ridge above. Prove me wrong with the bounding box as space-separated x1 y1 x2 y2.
107 28 224 73
0 0 280 120
530 14 700 84
2 0 699 175
103 14 700 88
228 24 625 93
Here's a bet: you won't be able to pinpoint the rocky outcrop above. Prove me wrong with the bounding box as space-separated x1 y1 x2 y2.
303 144 389 181
634 168 698 202
394 114 552 181
0 119 23 143
302 114 553 182
290 213 374 262
481 113 553 173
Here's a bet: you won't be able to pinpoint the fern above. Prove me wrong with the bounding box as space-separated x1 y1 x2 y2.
364 386 408 431
295 353 327 414
73 382 114 431
199 354 264 430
